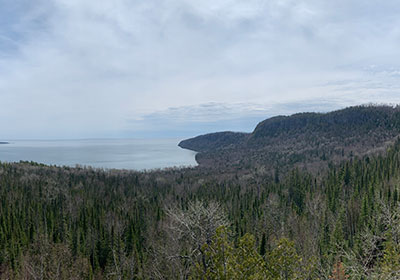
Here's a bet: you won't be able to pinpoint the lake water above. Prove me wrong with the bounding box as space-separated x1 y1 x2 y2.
0 139 197 170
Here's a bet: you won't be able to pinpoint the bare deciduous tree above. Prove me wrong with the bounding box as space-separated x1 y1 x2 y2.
151 201 229 279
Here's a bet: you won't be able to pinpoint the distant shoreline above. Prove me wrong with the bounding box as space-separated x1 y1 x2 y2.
0 139 197 170
0 142 9 144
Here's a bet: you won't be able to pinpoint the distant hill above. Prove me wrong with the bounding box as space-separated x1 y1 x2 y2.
179 105 400 172
179 131 249 152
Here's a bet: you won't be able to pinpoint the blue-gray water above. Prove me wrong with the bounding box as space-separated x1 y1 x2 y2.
0 139 197 170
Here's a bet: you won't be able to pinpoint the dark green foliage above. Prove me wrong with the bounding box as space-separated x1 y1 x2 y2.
259 233 266 256
3 108 400 277
180 105 400 173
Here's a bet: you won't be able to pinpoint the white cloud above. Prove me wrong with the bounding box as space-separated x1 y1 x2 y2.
1 0 400 138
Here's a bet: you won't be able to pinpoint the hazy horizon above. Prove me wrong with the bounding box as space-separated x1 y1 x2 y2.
1 102 399 141
0 138 198 170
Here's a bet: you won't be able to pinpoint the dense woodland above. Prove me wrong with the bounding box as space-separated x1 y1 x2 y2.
2 106 400 279
179 106 400 172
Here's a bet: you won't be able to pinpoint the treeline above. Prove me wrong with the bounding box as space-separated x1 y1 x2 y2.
2 140 400 278
181 105 400 172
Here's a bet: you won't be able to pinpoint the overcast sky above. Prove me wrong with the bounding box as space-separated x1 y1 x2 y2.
1 0 400 139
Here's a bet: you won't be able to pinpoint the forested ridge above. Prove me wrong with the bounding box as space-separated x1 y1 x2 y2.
3 106 400 278
179 105 400 172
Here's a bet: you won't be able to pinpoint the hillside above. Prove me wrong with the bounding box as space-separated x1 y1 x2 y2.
179 131 249 152
179 105 400 172
3 133 400 278
4 104 400 279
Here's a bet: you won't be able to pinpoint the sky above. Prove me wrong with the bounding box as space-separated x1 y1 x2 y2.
1 0 400 139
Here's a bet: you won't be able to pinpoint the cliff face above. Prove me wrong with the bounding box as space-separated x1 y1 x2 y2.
179 105 400 171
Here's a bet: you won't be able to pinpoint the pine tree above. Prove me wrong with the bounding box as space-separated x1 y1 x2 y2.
267 238 304 280
259 233 266 256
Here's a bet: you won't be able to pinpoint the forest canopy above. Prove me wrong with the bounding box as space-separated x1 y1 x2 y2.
2 106 400 279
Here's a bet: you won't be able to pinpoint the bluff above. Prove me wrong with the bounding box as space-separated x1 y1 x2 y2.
179 105 400 171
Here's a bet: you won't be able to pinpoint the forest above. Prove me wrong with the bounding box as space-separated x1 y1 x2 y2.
179 105 400 173
2 106 400 279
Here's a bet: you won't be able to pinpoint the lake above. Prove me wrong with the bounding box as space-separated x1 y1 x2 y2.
0 139 197 170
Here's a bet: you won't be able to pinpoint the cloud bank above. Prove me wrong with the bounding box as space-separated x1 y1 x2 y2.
1 0 400 138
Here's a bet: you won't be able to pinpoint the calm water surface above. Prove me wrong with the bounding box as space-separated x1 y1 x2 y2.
0 139 197 170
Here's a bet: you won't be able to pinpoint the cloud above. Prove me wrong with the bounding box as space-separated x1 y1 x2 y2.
0 0 400 138
126 97 389 138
